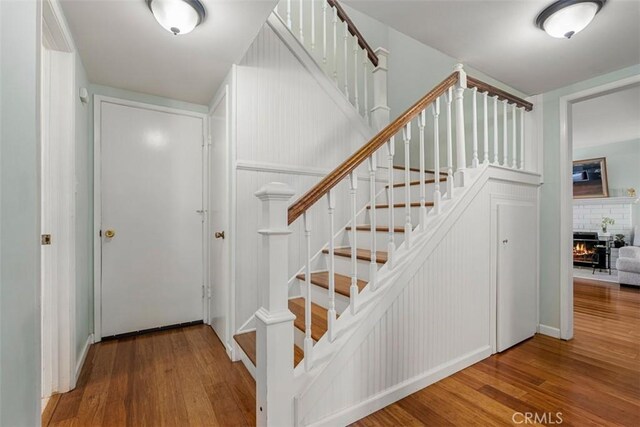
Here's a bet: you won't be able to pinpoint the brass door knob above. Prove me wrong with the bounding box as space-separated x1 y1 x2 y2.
105 229 116 238
215 231 225 239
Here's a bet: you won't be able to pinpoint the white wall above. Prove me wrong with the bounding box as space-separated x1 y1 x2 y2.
0 0 41 424
232 23 376 331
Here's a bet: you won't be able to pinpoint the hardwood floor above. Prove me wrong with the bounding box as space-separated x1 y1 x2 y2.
45 278 639 426
44 325 256 426
353 278 640 426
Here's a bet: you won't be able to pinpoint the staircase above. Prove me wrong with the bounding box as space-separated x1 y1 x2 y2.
230 1 537 425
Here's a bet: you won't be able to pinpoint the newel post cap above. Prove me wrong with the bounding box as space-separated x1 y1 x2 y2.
255 182 296 201
454 63 467 88
374 47 389 70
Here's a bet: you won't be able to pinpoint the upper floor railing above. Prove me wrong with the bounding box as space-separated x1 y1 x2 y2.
274 0 385 125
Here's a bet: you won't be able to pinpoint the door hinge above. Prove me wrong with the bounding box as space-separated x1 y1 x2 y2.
202 285 205 299
41 234 52 245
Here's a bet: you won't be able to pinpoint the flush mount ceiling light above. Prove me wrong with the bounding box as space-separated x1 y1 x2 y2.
146 0 206 36
536 0 605 39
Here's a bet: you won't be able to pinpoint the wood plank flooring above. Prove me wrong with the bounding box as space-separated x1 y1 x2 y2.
353 278 640 426
45 277 640 426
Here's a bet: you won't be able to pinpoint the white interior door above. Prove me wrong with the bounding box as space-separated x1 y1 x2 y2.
99 99 204 338
497 203 537 352
209 90 230 344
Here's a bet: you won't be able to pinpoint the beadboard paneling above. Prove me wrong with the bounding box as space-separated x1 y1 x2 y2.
233 23 377 328
299 175 539 426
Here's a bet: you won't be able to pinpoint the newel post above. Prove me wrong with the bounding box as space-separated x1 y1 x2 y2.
254 182 296 427
371 47 390 132
454 63 468 187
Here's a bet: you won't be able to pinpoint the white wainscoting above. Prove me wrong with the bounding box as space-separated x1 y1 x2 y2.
232 23 377 330
295 171 540 426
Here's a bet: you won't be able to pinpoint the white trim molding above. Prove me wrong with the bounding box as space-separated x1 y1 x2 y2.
558 74 640 341
538 324 561 339
75 334 94 383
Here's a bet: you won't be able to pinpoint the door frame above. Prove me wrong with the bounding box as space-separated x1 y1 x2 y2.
207 83 235 355
93 95 208 341
41 0 77 401
558 74 640 340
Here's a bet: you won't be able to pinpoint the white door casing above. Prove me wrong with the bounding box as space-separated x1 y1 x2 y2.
41 0 77 400
94 97 206 339
496 203 537 352
209 86 230 347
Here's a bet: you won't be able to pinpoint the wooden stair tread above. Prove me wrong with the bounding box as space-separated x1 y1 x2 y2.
388 179 436 188
393 165 447 175
288 298 329 342
234 331 257 366
368 202 434 209
233 331 304 368
326 247 388 264
296 271 367 297
346 225 405 233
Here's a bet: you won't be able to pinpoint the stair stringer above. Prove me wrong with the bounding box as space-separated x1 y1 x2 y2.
294 166 542 426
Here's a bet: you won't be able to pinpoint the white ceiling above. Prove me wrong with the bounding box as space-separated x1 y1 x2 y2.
573 85 640 149
343 0 640 95
60 0 277 105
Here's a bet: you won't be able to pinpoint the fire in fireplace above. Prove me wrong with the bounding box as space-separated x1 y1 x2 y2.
573 231 609 271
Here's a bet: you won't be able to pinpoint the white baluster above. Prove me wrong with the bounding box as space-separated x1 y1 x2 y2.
432 98 442 214
363 49 369 122
327 190 336 342
299 0 304 43
520 108 525 170
303 212 313 371
471 87 479 168
483 92 489 164
368 156 377 290
287 0 292 29
503 99 508 166
332 6 337 82
349 172 358 314
310 0 315 51
454 64 467 186
322 1 327 64
445 87 453 198
343 21 349 98
512 104 517 168
493 96 499 164
418 110 427 229
403 123 412 248
386 139 395 268
353 37 359 112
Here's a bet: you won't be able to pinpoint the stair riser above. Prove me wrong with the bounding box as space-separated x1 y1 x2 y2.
387 182 442 203
369 206 422 228
349 229 405 250
391 169 437 182
328 253 379 282
293 325 311 348
294 281 350 314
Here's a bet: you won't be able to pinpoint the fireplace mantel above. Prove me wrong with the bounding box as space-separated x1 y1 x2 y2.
573 196 639 206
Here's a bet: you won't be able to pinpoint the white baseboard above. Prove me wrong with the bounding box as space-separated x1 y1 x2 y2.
307 346 492 427
75 333 94 383
537 324 561 338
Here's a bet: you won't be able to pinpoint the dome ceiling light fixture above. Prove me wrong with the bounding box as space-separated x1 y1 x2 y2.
146 0 206 36
536 0 606 39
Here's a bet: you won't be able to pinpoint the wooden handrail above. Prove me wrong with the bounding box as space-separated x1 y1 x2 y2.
327 0 378 67
287 72 460 224
467 77 533 111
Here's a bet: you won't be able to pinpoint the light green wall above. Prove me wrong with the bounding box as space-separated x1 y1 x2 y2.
540 64 640 329
573 139 640 226
0 0 41 424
